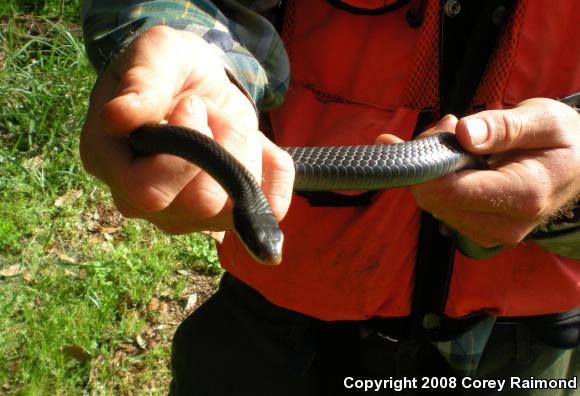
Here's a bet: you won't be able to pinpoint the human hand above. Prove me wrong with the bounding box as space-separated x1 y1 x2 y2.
81 26 294 237
377 98 580 248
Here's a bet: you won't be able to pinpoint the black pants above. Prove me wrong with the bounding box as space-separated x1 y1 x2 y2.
170 273 458 396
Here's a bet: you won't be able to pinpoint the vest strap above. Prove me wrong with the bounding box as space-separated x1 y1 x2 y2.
409 1 517 339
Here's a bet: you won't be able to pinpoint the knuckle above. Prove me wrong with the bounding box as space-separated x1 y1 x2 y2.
499 111 523 146
543 100 575 134
440 114 459 129
517 189 550 219
542 98 567 119
442 113 457 123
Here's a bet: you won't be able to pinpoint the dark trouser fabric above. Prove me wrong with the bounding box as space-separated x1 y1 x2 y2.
473 323 579 396
170 274 578 396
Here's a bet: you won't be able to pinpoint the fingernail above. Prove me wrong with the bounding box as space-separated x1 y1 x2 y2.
465 118 488 146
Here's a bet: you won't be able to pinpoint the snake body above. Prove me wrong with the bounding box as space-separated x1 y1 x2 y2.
129 124 484 264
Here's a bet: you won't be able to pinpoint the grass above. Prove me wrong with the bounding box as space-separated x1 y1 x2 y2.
0 1 221 394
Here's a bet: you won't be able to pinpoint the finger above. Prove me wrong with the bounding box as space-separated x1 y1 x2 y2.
159 97 255 225
374 133 404 145
415 114 459 139
455 98 575 153
414 162 551 219
81 73 129 180
167 94 213 138
204 99 259 179
259 133 296 220
118 95 212 213
101 26 189 136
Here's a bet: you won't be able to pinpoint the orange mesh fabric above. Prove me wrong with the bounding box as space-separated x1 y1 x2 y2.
400 0 441 111
471 0 528 108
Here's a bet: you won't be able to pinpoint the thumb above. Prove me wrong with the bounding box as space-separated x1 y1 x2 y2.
455 98 573 154
101 26 189 136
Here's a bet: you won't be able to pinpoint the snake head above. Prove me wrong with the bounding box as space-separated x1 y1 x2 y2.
233 206 284 265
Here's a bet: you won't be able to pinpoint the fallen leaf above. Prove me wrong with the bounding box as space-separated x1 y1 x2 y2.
184 293 198 311
54 189 82 208
147 298 159 312
78 269 87 279
135 334 147 350
118 343 138 354
24 155 43 170
22 269 33 283
0 264 23 277
177 270 190 277
62 345 91 365
201 230 225 243
110 351 124 368
47 248 76 264
98 226 121 234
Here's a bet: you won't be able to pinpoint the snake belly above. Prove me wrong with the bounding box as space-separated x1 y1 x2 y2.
129 124 483 264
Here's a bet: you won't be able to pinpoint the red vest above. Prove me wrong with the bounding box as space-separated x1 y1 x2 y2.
218 0 580 320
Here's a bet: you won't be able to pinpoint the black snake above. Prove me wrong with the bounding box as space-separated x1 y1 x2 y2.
129 124 496 264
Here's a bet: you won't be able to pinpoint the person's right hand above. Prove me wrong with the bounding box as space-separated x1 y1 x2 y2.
81 26 295 239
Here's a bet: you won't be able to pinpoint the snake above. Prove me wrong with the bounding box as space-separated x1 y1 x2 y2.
129 124 489 265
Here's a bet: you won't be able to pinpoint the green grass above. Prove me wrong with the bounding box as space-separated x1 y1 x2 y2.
0 2 221 394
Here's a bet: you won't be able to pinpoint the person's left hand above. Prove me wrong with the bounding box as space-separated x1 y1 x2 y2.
376 98 580 249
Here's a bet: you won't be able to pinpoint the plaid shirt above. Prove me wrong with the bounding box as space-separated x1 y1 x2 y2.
81 0 578 376
82 0 288 110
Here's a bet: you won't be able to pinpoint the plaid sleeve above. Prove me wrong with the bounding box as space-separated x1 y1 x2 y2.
81 0 289 110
